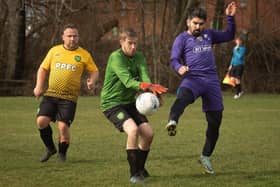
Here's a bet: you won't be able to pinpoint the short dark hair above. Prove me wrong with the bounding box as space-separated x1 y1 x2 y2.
187 7 207 21
62 23 78 34
119 27 137 40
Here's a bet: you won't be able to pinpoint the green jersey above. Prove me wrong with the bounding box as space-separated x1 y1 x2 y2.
101 48 151 111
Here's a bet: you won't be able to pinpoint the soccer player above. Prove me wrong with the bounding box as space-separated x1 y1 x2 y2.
100 28 167 183
33 23 99 163
165 2 237 174
228 36 246 99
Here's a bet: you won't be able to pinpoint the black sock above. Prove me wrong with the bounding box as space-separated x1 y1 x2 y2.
236 84 241 94
39 125 56 151
138 149 149 171
126 149 138 177
202 111 222 156
58 142 69 155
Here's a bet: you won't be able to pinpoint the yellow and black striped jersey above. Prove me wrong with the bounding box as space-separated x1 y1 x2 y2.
40 44 98 102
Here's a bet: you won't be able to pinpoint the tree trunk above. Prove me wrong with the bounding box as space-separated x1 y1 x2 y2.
152 0 157 83
139 0 146 46
212 0 225 29
0 0 8 79
5 0 22 79
15 2 25 79
173 0 200 38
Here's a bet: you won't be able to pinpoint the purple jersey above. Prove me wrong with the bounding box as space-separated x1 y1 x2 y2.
170 16 235 111
171 16 235 80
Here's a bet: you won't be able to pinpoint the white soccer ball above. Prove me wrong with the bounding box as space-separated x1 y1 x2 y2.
136 92 160 115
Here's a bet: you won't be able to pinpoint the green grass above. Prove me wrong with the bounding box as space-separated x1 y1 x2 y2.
0 93 279 187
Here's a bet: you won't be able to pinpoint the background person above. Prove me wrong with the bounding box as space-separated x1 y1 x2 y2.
165 2 237 174
228 36 246 99
100 28 167 183
33 23 99 162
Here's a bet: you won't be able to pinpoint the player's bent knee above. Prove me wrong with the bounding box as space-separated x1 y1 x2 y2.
144 132 154 144
37 116 51 129
126 126 139 137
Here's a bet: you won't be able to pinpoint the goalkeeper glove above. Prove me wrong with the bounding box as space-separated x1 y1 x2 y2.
150 84 168 95
139 82 152 91
140 82 168 95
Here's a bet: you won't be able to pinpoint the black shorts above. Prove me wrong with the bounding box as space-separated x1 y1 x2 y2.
103 103 148 132
37 96 77 126
230 65 244 79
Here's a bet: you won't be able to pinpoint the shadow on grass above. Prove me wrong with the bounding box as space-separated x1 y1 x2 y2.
69 159 98 164
151 153 199 161
140 169 280 186
212 169 280 178
156 169 280 179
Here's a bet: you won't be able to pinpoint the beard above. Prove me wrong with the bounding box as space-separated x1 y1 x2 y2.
192 30 201 37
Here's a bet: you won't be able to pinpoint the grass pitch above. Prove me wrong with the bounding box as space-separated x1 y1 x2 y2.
0 93 279 187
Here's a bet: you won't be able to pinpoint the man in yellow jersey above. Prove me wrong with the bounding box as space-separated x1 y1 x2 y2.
33 24 99 162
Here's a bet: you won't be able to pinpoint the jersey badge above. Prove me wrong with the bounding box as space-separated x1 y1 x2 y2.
197 36 203 41
74 55 81 62
117 112 125 120
203 34 210 41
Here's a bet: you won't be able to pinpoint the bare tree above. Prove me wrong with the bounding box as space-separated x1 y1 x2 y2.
4 0 23 79
1 0 279 94
0 0 8 79
173 0 201 38
212 0 225 29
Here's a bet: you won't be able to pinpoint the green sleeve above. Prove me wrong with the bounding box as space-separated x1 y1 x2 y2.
110 55 141 90
137 55 151 83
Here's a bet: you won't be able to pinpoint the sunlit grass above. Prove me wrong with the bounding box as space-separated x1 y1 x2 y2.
0 94 279 186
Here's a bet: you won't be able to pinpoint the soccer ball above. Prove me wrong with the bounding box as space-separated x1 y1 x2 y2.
136 92 160 115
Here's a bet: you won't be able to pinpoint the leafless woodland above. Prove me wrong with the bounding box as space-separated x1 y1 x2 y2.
0 0 279 95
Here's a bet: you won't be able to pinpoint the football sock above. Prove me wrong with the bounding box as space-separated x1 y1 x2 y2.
236 84 241 94
126 149 138 177
202 111 222 156
138 149 149 171
39 125 56 151
58 142 69 155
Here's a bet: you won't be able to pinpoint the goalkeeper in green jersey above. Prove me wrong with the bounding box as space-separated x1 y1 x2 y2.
100 28 167 183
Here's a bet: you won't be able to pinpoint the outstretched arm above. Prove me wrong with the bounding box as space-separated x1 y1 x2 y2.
225 1 237 16
211 1 237 44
